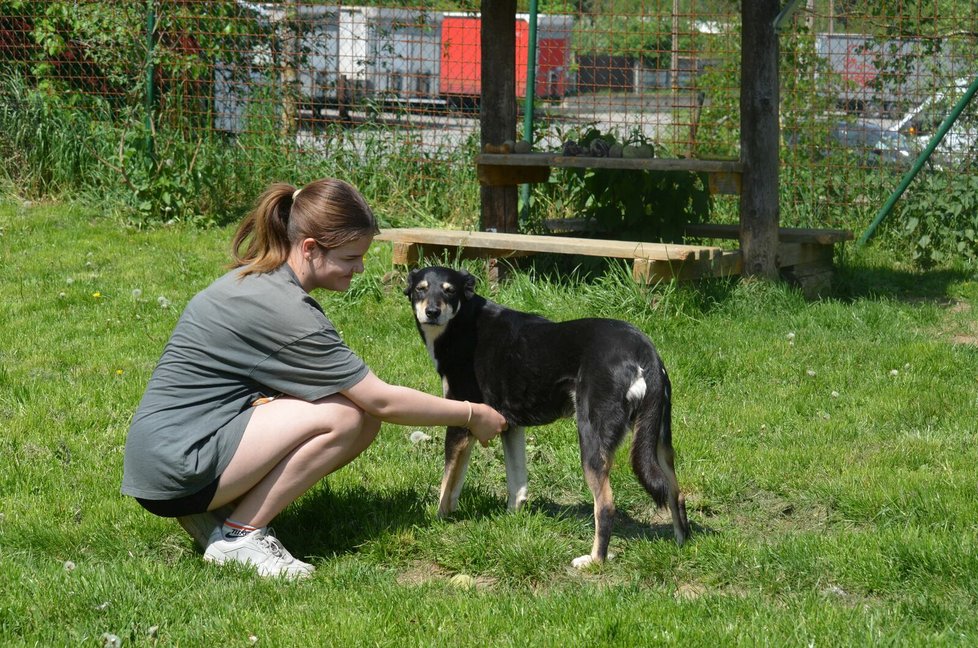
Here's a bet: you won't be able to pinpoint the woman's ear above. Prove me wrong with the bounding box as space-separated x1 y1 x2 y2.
300 237 319 259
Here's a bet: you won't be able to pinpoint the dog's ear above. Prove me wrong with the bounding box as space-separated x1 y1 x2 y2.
459 269 477 300
404 268 423 296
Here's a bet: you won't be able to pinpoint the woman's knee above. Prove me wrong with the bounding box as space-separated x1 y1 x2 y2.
319 397 378 448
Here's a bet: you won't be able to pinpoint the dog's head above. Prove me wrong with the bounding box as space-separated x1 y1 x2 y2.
404 266 476 328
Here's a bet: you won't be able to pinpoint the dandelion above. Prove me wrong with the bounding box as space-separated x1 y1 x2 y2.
58 291 66 299
66 277 75 285
157 296 171 309
92 291 101 299
890 369 899 377
409 430 431 444
100 633 121 648
147 626 159 639
115 369 124 376
806 369 816 377
131 288 142 299
830 390 840 398
249 634 259 644
786 332 796 345
63 560 76 572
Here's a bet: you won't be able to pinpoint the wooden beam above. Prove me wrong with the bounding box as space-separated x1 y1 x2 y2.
480 0 518 232
376 228 724 262
684 223 853 244
740 0 781 278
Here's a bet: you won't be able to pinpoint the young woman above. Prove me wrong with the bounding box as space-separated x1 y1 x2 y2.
122 178 507 579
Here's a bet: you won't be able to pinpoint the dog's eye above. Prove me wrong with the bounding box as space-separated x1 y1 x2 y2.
444 286 456 295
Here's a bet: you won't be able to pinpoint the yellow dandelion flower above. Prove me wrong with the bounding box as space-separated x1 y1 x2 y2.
92 291 101 299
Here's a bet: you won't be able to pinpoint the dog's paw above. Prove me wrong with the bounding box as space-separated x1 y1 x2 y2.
571 552 615 570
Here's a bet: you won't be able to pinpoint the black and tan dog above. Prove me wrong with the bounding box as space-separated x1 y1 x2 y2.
405 266 690 568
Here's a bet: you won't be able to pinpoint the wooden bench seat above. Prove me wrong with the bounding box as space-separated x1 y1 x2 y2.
375 227 741 283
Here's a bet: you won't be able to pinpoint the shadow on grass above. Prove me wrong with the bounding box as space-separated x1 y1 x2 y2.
278 484 432 557
833 259 975 305
527 498 715 543
276 482 714 559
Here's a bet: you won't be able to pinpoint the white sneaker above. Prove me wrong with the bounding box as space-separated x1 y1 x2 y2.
203 527 314 579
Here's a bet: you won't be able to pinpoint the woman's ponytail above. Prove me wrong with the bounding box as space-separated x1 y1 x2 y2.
231 183 296 275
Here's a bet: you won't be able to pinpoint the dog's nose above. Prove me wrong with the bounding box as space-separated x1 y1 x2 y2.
425 305 441 319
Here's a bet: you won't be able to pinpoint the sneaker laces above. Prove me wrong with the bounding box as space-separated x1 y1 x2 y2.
256 529 289 561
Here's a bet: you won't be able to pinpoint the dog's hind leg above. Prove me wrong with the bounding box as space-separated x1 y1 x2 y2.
437 426 476 517
501 426 528 511
572 422 617 569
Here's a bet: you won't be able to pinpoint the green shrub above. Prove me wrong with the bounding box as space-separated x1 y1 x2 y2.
890 172 978 267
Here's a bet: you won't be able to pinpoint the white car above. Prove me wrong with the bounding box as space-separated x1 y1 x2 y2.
893 76 977 168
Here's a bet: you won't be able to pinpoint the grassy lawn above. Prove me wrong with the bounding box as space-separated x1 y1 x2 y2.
2 199 977 646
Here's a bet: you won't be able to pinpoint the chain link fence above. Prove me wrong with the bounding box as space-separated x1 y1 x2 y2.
2 2 976 259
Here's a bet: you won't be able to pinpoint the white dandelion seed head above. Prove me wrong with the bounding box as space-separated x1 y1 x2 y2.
100 633 121 648
409 430 431 444
890 369 899 377
63 560 76 571
157 296 171 309
786 332 796 341
831 391 840 398
131 288 142 299
806 369 816 377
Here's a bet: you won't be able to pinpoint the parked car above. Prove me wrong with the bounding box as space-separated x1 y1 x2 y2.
892 76 977 167
827 119 916 167
784 118 915 168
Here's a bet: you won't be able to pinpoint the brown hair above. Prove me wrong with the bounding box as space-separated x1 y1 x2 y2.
231 178 379 276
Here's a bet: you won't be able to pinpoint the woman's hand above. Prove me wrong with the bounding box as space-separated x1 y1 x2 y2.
467 402 508 447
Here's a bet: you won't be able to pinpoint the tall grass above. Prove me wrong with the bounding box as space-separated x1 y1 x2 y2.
0 74 482 230
2 199 978 645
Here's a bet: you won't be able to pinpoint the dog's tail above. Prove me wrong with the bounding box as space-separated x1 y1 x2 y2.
630 365 675 509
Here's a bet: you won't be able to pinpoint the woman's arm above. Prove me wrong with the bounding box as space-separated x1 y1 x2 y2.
341 371 507 445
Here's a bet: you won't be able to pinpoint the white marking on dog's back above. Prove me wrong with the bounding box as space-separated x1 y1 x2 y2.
626 367 646 402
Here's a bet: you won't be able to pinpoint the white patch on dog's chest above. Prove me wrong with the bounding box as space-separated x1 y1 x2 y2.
420 323 445 369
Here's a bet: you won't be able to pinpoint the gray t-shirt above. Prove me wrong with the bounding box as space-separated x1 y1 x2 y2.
121 264 369 500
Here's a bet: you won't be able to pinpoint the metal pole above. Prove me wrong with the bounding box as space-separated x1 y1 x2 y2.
145 0 156 161
519 0 538 223
858 75 978 245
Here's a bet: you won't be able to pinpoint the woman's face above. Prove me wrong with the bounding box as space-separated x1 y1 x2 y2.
313 235 373 292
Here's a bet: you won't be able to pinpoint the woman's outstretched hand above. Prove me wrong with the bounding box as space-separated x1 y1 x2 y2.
468 402 508 447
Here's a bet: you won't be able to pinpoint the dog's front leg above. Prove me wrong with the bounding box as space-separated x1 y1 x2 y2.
437 426 475 517
501 425 528 511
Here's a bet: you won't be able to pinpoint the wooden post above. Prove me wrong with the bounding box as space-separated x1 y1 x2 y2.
480 0 519 233
739 0 780 278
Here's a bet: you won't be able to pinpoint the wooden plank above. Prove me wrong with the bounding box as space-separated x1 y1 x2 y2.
633 250 743 284
475 153 743 174
477 164 551 186
376 228 724 262
684 223 853 244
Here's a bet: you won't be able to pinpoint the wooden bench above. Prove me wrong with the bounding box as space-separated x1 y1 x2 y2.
375 228 742 283
683 223 854 296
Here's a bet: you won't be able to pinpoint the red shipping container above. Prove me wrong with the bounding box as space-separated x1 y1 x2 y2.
440 16 529 98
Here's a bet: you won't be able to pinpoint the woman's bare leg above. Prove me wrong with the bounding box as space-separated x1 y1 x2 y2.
209 394 381 527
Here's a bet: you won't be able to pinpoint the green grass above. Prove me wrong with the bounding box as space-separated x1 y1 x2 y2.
2 199 978 646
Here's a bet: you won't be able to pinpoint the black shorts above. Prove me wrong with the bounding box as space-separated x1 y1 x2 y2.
134 478 219 518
